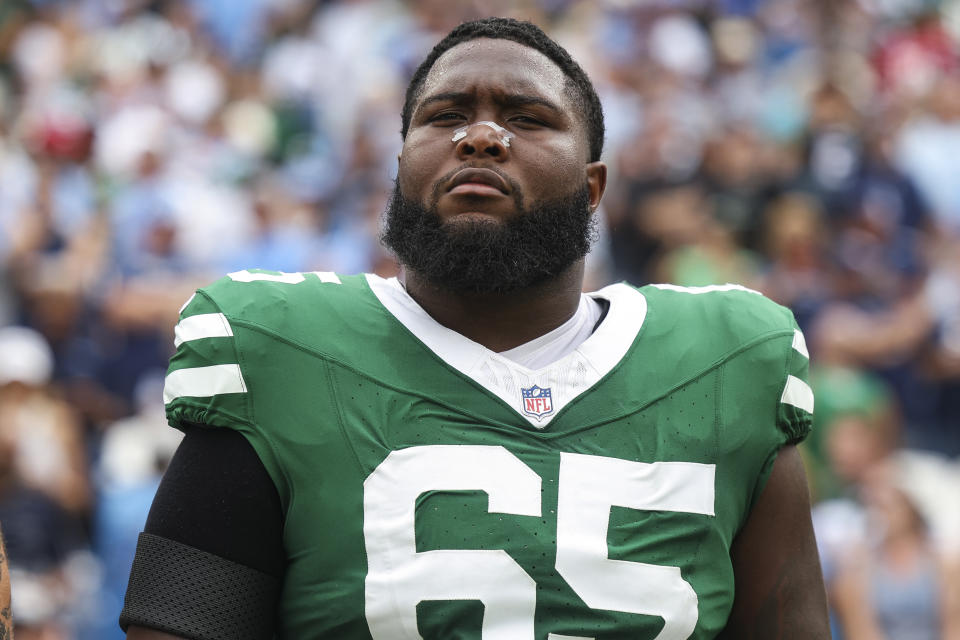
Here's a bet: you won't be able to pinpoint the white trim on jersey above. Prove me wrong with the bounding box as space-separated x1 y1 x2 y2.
651 283 762 295
178 293 196 314
364 275 647 428
173 313 234 348
792 329 809 359
163 364 248 404
780 375 814 414
498 295 602 370
228 270 306 284
311 271 342 284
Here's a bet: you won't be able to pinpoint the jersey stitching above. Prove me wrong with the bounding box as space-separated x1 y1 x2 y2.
217 311 231 337
322 359 367 475
362 275 649 429
778 331 793 437
165 400 253 432
715 365 734 548
228 314 658 443
779 338 813 443
196 290 296 512
224 316 552 436
554 328 796 437
713 365 723 456
197 290 255 424
361 290 582 427
355 276 648 432
218 276 644 434
225 318 794 449
214 271 796 428
716 363 757 537
740 331 796 529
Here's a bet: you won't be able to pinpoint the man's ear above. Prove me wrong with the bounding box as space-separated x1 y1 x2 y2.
586 161 607 212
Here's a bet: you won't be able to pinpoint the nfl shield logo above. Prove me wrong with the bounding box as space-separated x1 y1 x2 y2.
521 385 554 420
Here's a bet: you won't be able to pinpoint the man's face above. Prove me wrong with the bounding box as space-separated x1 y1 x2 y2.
386 38 606 293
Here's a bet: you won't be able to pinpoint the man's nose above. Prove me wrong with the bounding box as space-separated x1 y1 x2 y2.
454 123 511 161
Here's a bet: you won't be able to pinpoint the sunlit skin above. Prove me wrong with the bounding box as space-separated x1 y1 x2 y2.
397 38 607 352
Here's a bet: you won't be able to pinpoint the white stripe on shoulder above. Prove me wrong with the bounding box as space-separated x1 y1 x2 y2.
780 375 814 414
178 293 196 314
163 364 247 404
227 269 342 284
228 269 305 283
311 271 342 284
651 283 762 295
174 313 234 348
792 329 809 359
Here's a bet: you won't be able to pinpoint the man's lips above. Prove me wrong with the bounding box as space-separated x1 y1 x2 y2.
446 168 510 196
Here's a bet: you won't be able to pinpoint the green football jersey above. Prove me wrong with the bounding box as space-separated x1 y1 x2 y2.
163 270 813 640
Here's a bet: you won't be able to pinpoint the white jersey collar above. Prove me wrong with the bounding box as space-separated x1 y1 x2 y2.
364 274 647 428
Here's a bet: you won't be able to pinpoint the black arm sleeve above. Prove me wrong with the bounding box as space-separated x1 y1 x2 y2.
120 425 285 638
143 425 285 576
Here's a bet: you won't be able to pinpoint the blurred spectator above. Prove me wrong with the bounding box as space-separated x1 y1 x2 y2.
809 367 960 639
0 327 88 514
700 124 770 248
835 118 931 306
756 190 832 332
86 374 181 640
806 365 899 501
0 326 88 638
874 10 958 99
607 181 706 285
831 460 960 639
896 71 960 231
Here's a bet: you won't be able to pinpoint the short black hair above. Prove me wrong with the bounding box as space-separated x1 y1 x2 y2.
401 17 605 162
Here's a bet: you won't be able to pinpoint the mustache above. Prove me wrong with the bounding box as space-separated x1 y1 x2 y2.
429 163 524 209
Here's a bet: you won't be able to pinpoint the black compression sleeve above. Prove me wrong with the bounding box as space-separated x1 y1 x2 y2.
120 532 280 639
143 424 285 577
121 426 286 637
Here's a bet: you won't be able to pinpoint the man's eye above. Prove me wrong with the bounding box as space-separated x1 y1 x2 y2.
510 115 546 127
430 112 466 124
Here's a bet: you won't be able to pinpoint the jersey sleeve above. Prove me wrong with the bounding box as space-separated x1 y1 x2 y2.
775 323 813 446
720 287 814 447
163 290 253 432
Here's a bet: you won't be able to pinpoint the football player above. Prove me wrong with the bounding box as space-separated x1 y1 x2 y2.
123 17 829 639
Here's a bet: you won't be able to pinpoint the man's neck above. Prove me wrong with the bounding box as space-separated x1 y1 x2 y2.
400 262 586 352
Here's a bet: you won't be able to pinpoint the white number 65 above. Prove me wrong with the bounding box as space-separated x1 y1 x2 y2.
364 445 715 640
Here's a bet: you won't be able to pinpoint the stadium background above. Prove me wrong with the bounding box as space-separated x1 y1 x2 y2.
1 0 959 637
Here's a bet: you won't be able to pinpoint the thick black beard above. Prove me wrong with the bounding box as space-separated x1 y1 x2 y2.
382 183 597 294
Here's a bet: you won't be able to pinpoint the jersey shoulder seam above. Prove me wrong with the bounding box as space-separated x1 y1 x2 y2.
567 327 795 436
193 290 297 503
223 317 518 430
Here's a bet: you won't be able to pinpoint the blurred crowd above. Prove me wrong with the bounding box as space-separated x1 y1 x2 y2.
1 0 960 637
